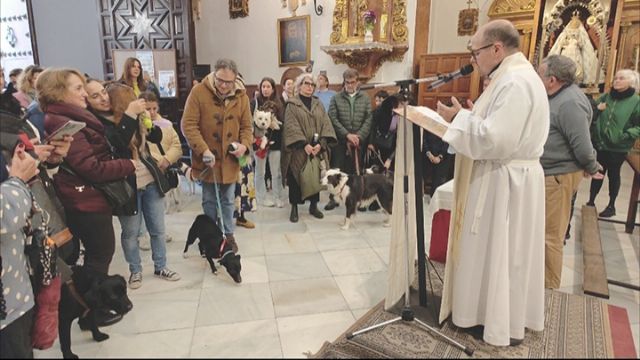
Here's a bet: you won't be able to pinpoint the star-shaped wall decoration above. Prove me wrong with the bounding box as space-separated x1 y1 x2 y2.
131 11 154 38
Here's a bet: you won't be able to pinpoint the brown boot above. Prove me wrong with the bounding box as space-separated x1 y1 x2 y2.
225 234 239 253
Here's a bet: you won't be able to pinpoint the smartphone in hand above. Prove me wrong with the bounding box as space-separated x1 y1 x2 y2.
45 120 86 143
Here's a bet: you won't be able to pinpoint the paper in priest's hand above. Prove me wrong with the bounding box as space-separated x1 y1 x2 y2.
393 105 449 138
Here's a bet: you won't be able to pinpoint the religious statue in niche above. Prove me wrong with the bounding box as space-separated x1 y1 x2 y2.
548 10 603 84
349 0 368 37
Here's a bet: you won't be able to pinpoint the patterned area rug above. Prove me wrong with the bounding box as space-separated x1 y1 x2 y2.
310 263 619 359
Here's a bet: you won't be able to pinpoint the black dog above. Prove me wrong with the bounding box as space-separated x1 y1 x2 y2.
183 214 242 283
58 266 132 359
322 169 394 230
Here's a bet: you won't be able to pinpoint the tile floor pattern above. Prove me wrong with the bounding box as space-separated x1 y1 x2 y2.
35 165 639 358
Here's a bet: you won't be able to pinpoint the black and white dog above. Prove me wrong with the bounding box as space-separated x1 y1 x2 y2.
183 214 242 283
322 169 393 230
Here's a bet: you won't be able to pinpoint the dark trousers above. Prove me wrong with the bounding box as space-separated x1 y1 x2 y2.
589 150 627 206
65 211 115 275
425 154 454 197
0 308 34 359
287 171 319 205
331 141 366 175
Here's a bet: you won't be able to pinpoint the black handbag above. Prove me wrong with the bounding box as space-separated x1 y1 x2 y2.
372 128 394 151
93 179 135 208
157 143 179 190
60 163 134 209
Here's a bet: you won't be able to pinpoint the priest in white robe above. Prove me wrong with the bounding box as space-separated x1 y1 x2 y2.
436 19 549 346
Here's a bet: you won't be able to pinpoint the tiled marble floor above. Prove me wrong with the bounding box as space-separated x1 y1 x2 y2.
35 164 639 358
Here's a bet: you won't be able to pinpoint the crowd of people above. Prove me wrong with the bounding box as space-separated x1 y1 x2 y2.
0 17 639 356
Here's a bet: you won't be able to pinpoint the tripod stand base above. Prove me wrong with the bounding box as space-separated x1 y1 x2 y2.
345 304 474 356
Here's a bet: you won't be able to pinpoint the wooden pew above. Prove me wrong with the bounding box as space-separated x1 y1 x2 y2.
581 205 610 299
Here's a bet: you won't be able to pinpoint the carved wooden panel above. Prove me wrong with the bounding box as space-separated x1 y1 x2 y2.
97 0 195 114
417 53 477 109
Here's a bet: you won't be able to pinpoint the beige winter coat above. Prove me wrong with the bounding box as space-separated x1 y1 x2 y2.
181 73 253 184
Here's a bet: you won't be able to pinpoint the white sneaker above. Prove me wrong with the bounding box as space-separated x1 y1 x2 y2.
275 199 284 208
262 199 275 207
129 272 142 289
154 268 181 281
139 234 151 251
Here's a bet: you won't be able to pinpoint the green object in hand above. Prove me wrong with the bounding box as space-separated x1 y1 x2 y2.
239 154 249 167
141 115 153 130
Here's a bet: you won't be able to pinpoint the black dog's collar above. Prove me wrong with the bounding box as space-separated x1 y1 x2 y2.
219 250 234 261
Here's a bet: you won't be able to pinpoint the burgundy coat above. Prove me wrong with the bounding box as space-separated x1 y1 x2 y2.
44 103 135 214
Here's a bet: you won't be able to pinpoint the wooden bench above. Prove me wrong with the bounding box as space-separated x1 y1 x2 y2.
581 205 609 299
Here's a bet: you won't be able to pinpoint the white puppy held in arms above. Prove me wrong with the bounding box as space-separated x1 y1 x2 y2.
321 169 393 230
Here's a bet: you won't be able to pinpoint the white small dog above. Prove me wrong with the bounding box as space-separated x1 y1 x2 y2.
253 109 282 158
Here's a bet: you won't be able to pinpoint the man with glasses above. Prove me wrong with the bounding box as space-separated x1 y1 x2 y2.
181 58 252 253
325 68 372 211
435 20 550 346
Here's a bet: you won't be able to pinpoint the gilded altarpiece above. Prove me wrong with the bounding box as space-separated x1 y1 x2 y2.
321 0 409 80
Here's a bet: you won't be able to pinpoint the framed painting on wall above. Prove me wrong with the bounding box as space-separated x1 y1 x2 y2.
229 0 249 19
277 15 310 66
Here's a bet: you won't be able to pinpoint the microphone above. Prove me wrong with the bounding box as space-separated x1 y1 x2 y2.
359 74 444 90
427 64 474 90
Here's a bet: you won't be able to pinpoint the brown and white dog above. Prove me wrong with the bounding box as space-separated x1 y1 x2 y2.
322 169 393 230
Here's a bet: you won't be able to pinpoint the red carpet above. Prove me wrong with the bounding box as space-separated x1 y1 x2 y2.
608 305 637 358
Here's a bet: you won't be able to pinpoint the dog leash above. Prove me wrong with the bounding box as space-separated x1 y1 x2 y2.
209 167 227 240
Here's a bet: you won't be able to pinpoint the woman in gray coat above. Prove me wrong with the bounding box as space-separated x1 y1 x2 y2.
281 73 337 222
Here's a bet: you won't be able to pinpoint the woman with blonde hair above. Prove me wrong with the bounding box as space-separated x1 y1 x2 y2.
587 69 640 217
41 68 136 277
281 73 337 222
13 65 43 108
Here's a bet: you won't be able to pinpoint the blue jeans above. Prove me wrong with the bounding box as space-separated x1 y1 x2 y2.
202 182 236 235
254 150 284 205
118 183 167 273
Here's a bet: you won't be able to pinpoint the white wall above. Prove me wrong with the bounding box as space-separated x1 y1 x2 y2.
428 0 492 54
31 0 103 79
195 0 417 85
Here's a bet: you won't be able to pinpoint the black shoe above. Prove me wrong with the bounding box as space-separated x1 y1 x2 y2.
78 310 123 330
290 205 299 223
324 198 338 211
585 201 595 207
309 205 324 219
357 206 367 212
368 202 380 211
599 206 615 218
510 338 524 346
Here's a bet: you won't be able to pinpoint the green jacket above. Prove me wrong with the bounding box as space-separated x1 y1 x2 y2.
327 90 373 142
591 92 640 153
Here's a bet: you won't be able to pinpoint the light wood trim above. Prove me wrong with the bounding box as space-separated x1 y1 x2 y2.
412 0 431 78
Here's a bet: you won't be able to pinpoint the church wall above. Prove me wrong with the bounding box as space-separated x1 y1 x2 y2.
31 0 103 79
194 0 417 85
428 0 491 54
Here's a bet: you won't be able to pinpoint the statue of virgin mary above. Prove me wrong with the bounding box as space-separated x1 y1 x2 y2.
549 11 603 85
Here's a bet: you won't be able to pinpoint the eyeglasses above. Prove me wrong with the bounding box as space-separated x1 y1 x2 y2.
468 43 494 59
215 76 236 86
302 81 316 87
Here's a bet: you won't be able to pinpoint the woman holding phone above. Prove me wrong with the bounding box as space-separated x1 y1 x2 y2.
40 68 136 280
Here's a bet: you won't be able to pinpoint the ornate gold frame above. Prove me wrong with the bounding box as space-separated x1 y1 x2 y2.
458 8 478 36
329 0 408 45
229 0 249 19
277 15 311 67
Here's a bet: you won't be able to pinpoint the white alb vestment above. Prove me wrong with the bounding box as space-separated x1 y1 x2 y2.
438 52 550 346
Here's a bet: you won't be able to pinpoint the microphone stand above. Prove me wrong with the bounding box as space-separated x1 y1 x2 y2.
345 81 474 356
